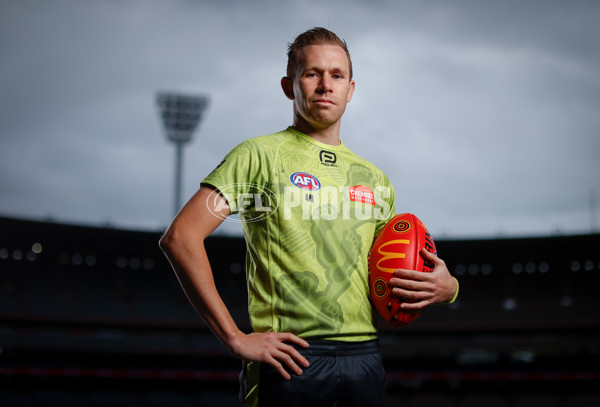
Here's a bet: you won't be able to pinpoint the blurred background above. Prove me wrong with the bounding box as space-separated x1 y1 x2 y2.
1 0 599 406
1 217 599 406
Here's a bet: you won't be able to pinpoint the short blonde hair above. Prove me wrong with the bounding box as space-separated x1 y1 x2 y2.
286 27 353 79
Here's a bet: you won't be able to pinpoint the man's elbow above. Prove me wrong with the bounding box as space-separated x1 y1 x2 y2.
158 226 178 255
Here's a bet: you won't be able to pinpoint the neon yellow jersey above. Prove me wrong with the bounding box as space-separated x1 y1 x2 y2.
202 127 395 341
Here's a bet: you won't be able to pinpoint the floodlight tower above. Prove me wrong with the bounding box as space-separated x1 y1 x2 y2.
157 92 209 217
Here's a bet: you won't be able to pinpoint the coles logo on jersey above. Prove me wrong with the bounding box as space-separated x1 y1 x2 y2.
290 172 321 191
349 185 375 205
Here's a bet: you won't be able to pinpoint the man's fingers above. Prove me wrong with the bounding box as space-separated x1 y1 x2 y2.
263 333 310 379
393 267 426 281
388 250 455 308
276 332 309 348
274 333 310 366
390 276 428 292
267 357 292 381
394 286 430 301
399 299 430 310
420 247 436 260
273 348 304 376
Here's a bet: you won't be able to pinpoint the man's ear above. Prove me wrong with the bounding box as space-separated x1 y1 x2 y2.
346 79 355 103
281 76 295 100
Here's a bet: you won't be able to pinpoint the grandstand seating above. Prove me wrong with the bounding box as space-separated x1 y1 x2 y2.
1 216 599 406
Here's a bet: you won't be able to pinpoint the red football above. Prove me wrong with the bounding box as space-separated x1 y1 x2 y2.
368 213 436 327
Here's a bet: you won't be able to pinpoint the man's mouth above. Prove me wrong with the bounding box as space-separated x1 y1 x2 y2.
314 99 335 105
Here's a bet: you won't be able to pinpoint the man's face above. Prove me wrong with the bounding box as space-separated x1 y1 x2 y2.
288 44 355 131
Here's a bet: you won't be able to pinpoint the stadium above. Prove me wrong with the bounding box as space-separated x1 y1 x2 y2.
2 3 599 405
1 216 598 406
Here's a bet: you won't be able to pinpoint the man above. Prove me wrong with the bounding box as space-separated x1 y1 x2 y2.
160 27 458 407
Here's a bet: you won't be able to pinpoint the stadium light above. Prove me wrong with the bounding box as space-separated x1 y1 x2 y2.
157 92 209 217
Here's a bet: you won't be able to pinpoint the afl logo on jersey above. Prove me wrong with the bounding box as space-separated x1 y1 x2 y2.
290 172 321 191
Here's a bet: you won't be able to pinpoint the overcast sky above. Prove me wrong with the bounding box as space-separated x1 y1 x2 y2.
1 0 598 239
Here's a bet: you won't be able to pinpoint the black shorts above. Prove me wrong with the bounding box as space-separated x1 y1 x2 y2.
239 339 386 407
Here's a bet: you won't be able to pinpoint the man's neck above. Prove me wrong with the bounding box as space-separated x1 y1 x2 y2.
292 117 341 146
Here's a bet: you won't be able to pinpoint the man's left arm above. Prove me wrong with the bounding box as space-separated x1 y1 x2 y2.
389 248 459 309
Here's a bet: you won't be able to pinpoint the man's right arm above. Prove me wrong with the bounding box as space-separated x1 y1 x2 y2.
159 186 309 380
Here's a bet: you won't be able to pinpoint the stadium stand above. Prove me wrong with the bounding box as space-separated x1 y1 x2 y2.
0 216 599 406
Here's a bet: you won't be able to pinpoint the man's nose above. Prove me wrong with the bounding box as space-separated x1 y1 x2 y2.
318 76 332 92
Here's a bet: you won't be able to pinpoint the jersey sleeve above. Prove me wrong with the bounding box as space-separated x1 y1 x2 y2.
201 139 270 215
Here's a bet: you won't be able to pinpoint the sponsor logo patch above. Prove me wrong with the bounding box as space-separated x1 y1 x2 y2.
290 172 321 191
349 185 375 205
319 150 337 167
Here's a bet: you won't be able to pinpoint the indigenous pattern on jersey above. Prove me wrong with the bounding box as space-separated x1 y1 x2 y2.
202 127 396 341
